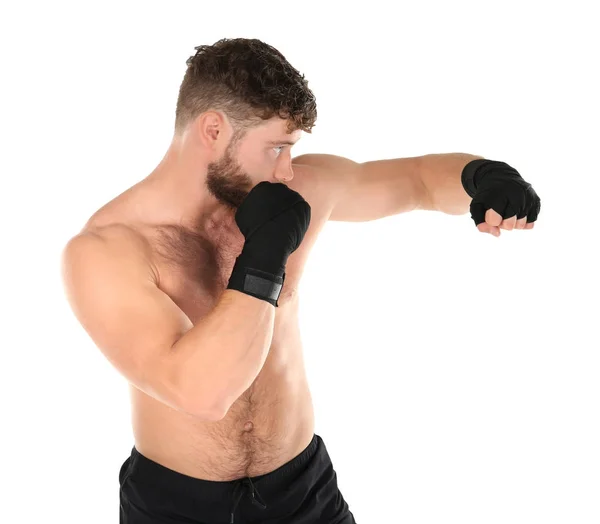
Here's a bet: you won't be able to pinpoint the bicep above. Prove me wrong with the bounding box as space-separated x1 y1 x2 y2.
293 153 425 222
61 231 192 409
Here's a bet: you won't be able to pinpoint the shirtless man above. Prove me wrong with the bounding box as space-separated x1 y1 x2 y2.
61 38 540 524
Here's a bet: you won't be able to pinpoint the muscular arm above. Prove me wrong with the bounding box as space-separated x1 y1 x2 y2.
292 153 427 222
172 289 274 419
61 226 275 420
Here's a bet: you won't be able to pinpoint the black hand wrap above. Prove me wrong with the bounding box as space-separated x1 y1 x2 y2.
227 182 311 307
461 159 541 226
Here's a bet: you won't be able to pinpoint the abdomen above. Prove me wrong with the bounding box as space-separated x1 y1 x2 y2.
129 315 315 481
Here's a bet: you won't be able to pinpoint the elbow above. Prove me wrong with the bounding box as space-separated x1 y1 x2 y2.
175 374 234 422
196 387 247 422
194 404 228 422
178 393 227 422
176 383 229 421
164 368 223 422
199 391 238 422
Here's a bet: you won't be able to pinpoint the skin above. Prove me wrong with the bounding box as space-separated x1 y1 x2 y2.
64 109 536 482
139 111 302 231
72 112 338 480
480 209 533 236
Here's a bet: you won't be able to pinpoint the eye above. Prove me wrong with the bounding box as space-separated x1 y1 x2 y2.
272 146 284 156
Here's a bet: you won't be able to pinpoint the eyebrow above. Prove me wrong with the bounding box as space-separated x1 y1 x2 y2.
267 140 299 146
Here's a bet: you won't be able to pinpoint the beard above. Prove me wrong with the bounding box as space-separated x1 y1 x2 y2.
205 143 254 209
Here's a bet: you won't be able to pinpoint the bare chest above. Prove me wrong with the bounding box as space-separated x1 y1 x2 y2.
89 174 333 478
128 212 326 478
147 222 310 323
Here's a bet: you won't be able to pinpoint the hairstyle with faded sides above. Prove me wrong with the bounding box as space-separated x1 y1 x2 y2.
175 38 318 144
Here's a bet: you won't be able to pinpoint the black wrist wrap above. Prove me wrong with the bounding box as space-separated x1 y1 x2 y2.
227 259 285 307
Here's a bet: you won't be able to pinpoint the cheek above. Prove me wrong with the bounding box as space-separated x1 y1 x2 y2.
236 147 258 167
242 151 271 176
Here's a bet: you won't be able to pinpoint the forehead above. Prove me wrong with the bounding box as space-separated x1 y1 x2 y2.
250 118 302 143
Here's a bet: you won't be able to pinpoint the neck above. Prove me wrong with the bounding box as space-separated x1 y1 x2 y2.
141 138 238 235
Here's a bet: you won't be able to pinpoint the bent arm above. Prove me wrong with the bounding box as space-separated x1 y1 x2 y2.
171 289 275 419
61 227 275 421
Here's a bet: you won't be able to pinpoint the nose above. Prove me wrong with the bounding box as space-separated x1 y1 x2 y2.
274 153 294 182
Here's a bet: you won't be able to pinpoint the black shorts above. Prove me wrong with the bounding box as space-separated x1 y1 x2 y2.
118 433 356 523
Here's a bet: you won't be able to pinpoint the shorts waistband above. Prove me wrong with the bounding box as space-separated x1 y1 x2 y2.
126 433 320 498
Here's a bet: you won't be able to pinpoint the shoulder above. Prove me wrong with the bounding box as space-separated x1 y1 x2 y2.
290 153 361 212
292 153 360 170
82 221 153 255
62 223 158 285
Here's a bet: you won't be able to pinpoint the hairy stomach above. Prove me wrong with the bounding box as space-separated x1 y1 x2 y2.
128 350 315 481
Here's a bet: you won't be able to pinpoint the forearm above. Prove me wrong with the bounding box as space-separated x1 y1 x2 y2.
418 153 485 215
171 289 275 419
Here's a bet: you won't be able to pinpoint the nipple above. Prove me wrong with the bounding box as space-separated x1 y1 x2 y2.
243 421 254 432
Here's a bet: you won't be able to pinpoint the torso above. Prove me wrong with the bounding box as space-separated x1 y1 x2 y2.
83 163 333 481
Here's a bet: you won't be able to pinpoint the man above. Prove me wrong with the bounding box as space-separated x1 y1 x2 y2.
61 38 541 524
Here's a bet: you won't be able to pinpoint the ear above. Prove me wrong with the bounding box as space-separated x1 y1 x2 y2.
195 111 232 155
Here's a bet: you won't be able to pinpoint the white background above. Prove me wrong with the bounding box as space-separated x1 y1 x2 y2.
1 1 598 523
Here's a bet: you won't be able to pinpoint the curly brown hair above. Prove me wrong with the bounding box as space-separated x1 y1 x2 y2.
174 38 318 140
